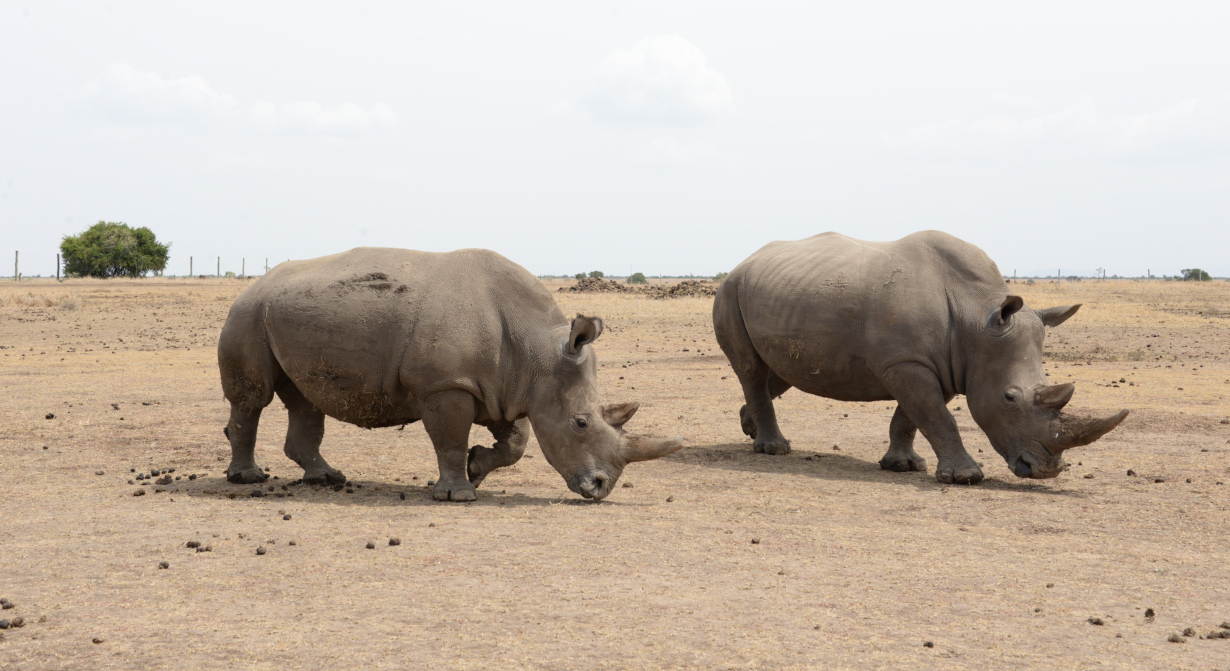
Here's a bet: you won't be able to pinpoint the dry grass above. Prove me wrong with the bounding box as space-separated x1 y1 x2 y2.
0 278 1228 670
0 291 83 309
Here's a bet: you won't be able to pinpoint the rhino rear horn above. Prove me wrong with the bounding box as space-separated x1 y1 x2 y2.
1054 409 1130 450
1035 383 1075 411
620 434 685 463
602 401 639 430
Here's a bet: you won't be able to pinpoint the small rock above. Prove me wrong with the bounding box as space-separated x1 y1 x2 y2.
288 541 296 546
158 561 169 569
923 641 934 648
133 489 146 497
1183 627 1196 637
1127 469 1136 476
94 470 104 476
255 547 266 555
666 496 674 502
250 489 264 497
9 618 22 628
389 538 401 546
0 604 10 611
399 492 405 500
1168 634 1185 643
38 616 45 624
1186 478 1192 483
45 413 55 420
1046 583 1054 588
428 522 436 527
188 474 197 480
1207 630 1225 639
1145 608 1155 618
622 482 633 488
1084 473 1094 479
1154 478 1164 483
283 515 291 521
427 480 436 487
92 637 103 644
365 542 375 549
0 621 7 630
186 540 200 548
751 538 760 545
1089 617 1104 625
196 545 212 553
151 469 160 476
1220 621 1230 629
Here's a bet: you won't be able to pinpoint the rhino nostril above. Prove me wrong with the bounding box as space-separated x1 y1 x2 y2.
1013 458 1033 478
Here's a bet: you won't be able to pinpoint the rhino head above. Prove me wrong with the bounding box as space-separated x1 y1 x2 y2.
965 297 1129 479
528 315 684 499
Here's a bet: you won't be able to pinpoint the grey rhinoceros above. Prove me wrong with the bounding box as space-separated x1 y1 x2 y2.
217 247 683 501
713 231 1128 484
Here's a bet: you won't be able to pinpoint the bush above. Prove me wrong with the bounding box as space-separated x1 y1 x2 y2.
574 273 587 280
588 271 604 279
1181 268 1211 281
60 221 170 278
714 271 728 283
627 272 648 284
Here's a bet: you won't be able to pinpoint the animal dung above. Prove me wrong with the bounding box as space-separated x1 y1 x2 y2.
133 489 146 497
399 493 405 500
1182 627 1196 637
186 541 200 548
1088 617 1104 626
1127 469 1136 476
250 489 263 498
923 641 934 648
158 561 169 569
1084 474 1094 479
255 547 266 555
92 638 103 644
282 514 291 521
1168 634 1185 643
622 482 633 488
1145 608 1155 618
751 538 760 545
388 538 401 546
94 470 104 476
666 496 674 502
365 542 375 549
45 413 54 420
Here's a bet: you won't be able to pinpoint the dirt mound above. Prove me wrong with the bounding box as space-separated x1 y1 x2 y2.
558 278 634 293
643 280 718 299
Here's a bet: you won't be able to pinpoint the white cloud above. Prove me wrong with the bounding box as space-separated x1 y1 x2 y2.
80 63 397 135
249 101 397 135
884 95 1229 159
210 150 272 170
80 63 238 122
580 35 732 125
632 136 718 164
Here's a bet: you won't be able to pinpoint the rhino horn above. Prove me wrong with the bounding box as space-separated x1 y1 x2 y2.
1035 383 1075 411
1052 409 1130 451
620 434 685 463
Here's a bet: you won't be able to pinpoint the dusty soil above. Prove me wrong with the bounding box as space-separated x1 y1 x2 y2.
1 277 1229 670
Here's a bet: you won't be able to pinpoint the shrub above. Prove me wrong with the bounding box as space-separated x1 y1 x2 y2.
574 273 587 280
627 272 648 284
588 271 605 279
1181 268 1211 281
60 221 170 278
714 271 729 283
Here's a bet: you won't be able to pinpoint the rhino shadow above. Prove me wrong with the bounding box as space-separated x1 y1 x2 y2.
171 477 645 509
673 442 1087 497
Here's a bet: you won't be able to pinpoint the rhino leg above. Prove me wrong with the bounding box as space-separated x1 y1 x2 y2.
225 406 269 484
423 389 480 502
878 406 928 473
276 381 345 486
468 418 530 488
741 372 792 455
881 363 982 485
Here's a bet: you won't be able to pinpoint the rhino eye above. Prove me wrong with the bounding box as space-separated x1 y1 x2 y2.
574 416 589 429
1004 392 1016 402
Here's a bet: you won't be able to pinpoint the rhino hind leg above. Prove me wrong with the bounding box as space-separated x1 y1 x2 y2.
742 373 792 455
423 389 480 502
878 406 928 473
276 380 345 486
468 418 530 488
225 406 269 484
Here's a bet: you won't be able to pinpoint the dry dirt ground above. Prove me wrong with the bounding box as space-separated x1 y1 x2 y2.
1 277 1229 670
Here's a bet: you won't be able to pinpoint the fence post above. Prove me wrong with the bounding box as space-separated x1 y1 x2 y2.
217 257 220 278
56 253 60 281
13 251 17 282
190 256 193 277
242 258 245 277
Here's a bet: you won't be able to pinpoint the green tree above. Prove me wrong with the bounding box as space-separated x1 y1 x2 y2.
61 222 170 278
574 272 587 280
714 271 729 283
588 270 604 279
627 272 647 284
1181 268 1211 281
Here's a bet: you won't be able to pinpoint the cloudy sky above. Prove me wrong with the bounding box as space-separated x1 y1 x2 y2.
3 1 1228 278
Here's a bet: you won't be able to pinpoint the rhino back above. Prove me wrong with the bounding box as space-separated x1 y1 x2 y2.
223 247 563 426
726 231 1006 399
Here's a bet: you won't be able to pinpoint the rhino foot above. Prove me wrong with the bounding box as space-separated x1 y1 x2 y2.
302 468 346 486
467 445 494 488
433 479 477 502
739 405 757 439
226 467 269 484
753 439 790 455
879 451 928 473
935 463 983 485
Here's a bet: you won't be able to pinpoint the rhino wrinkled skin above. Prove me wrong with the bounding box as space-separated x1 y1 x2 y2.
217 247 683 501
713 231 1128 484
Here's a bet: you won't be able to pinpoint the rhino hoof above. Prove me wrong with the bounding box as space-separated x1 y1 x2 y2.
753 440 790 455
433 483 477 502
739 405 757 439
303 470 346 486
936 465 983 485
226 468 269 484
879 453 928 472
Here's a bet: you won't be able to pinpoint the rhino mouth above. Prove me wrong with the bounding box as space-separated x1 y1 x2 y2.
1011 450 1069 479
570 469 616 500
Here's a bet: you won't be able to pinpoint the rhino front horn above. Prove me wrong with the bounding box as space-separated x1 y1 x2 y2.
1053 409 1130 451
621 434 685 463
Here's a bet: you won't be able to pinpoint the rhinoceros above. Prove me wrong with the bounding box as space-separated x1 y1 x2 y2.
712 231 1128 484
217 247 683 501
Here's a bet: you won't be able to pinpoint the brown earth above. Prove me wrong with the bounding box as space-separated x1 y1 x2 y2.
1 277 1229 670
557 277 718 299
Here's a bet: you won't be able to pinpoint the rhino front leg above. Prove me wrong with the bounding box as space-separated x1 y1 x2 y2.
277 381 345 485
225 405 269 484
468 418 530 488
423 389 480 502
881 364 982 485
878 406 928 473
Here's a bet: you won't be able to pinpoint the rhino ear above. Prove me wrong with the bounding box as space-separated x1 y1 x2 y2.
996 296 1025 326
567 314 604 355
602 401 639 429
1035 304 1081 327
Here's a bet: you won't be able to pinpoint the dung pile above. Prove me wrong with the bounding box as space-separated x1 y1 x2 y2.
643 280 718 299
558 278 634 294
